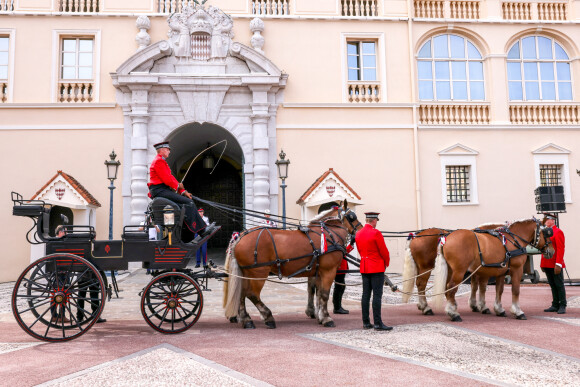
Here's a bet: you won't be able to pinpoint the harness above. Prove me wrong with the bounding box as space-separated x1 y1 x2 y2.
472 220 551 269
237 209 361 280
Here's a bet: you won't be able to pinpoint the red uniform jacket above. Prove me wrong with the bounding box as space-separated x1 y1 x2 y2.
338 244 353 271
355 224 390 273
540 226 565 269
148 154 184 194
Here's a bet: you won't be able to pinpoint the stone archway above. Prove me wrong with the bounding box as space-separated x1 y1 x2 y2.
111 4 287 226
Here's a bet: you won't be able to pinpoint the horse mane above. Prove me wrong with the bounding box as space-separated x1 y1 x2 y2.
508 218 537 228
476 221 507 229
309 208 337 225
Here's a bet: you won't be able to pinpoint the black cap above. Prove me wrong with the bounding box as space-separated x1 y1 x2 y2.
544 214 557 220
154 141 170 150
365 212 380 220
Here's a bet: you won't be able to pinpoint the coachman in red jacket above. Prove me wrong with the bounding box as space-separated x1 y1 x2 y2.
540 214 567 314
148 141 213 237
355 212 392 331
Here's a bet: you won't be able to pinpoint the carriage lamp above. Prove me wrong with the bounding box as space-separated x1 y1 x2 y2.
163 205 175 245
104 150 121 240
275 149 290 229
203 143 215 169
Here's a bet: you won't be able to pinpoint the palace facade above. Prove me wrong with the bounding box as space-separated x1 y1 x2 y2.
1 0 579 281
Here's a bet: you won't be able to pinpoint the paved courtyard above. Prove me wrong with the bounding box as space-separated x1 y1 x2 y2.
1 251 579 386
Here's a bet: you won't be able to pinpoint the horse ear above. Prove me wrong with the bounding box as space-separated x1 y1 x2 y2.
343 199 348 209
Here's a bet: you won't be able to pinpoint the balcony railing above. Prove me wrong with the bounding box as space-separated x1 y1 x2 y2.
348 82 381 103
251 0 290 15
1 81 7 102
502 1 532 19
157 0 196 13
341 0 379 17
509 103 580 124
419 103 490 124
58 81 94 103
450 1 480 19
1 0 13 11
538 2 567 20
57 0 100 13
414 0 444 18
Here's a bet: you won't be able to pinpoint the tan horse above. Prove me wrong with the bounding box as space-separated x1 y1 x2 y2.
433 219 554 321
401 224 504 316
223 201 361 329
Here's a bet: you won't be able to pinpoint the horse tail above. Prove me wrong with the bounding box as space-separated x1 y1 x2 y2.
401 239 416 303
432 242 448 309
223 234 242 318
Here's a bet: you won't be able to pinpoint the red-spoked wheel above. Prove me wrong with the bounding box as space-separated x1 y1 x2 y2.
12 253 106 342
140 272 203 334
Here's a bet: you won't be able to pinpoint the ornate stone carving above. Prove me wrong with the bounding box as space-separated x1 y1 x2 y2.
250 18 265 54
135 16 151 51
167 4 233 61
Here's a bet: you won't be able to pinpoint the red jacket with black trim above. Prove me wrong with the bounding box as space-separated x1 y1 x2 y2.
148 154 184 194
355 224 390 274
540 226 565 269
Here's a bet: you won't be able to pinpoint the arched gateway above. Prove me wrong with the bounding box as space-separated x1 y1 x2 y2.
111 4 287 234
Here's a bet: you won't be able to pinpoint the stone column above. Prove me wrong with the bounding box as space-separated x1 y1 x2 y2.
250 85 272 213
128 85 152 224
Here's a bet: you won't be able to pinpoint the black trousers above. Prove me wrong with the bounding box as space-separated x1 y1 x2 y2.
361 272 384 325
544 268 567 307
333 273 346 310
149 184 206 233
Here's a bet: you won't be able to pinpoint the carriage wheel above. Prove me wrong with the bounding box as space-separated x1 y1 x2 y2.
140 272 203 334
12 254 106 342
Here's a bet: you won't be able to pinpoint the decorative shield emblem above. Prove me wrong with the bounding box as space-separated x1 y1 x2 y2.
326 185 335 197
105 245 111 254
55 188 65 200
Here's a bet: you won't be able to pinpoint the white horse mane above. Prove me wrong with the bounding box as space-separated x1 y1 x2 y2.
310 208 337 223
476 221 508 229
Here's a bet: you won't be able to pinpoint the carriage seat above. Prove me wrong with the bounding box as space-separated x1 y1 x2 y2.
122 225 149 241
13 204 47 217
61 226 96 241
149 197 184 227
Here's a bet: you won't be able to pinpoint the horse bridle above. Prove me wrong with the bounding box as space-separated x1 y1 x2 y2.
510 219 553 256
338 207 363 242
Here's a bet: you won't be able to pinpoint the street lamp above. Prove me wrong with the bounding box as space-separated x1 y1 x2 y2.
275 149 290 229
104 150 121 240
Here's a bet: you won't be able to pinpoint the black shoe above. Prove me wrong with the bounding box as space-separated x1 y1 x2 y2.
363 323 373 329
557 306 566 314
333 307 349 314
195 264 200 268
374 323 393 331
544 306 558 312
96 318 107 323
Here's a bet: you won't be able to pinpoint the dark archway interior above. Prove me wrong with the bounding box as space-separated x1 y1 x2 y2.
49 206 74 236
166 123 244 248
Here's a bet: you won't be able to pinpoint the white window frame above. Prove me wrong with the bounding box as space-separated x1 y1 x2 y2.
341 32 386 102
0 29 16 103
533 145 572 203
439 144 479 205
51 29 101 103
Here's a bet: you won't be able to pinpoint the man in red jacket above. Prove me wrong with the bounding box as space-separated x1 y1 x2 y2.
148 141 212 236
355 212 392 331
540 214 567 314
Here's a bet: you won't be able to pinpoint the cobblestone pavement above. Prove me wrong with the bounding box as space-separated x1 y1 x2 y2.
1 250 579 386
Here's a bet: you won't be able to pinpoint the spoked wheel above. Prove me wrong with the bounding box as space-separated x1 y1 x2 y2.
141 272 203 334
12 254 106 342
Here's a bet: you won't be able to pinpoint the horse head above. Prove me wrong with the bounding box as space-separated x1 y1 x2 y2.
511 218 554 258
338 199 363 236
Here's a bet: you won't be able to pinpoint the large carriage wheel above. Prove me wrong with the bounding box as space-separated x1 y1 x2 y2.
140 272 203 334
12 254 106 342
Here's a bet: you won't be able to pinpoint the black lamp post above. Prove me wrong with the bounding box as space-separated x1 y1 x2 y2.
104 150 121 240
275 149 290 229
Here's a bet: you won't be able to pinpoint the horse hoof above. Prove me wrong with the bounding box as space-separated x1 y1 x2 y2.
265 321 276 329
451 315 463 322
423 309 434 316
243 321 256 329
497 311 506 317
482 308 491 315
323 321 335 328
229 317 238 323
516 314 527 320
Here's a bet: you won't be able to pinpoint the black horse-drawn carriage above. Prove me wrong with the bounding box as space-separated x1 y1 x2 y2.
10 192 221 342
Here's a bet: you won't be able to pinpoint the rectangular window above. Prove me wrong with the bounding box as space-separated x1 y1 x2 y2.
60 37 94 80
539 164 562 186
446 165 470 202
0 35 9 102
347 41 377 81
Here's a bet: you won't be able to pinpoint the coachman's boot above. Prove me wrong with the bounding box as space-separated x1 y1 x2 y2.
544 306 558 312
557 305 566 314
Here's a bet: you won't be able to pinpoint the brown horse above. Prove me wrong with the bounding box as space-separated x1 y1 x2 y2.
223 201 361 329
433 219 554 321
401 224 505 316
